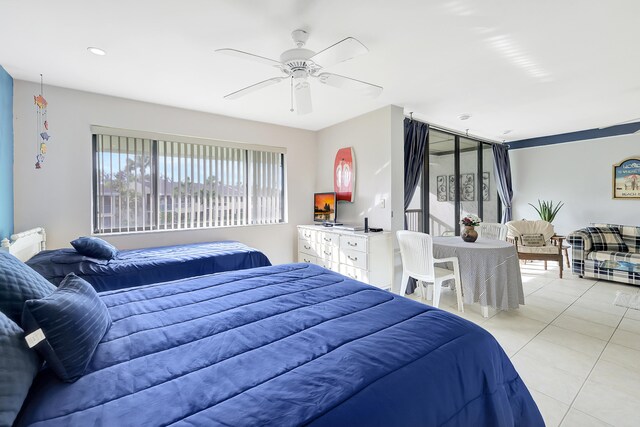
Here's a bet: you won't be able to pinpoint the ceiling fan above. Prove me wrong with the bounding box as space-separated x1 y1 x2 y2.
216 29 383 115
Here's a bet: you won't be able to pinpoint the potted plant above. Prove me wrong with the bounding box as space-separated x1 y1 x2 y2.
528 200 564 223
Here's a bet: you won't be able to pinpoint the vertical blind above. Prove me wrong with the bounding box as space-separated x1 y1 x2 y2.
93 131 285 234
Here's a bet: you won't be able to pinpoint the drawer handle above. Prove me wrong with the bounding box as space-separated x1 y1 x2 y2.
304 232 311 238
347 242 358 247
324 237 332 242
324 250 332 255
304 245 311 250
348 273 357 279
304 258 311 263
348 255 358 261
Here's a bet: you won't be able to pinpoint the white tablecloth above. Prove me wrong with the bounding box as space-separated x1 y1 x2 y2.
432 236 524 310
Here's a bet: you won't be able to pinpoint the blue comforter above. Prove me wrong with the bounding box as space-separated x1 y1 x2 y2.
26 241 271 292
17 264 542 427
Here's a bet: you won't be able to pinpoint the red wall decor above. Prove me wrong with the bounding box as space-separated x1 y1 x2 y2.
334 147 355 202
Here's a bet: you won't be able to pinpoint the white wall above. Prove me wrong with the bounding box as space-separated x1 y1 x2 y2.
315 105 404 290
13 81 317 264
315 106 402 230
510 133 640 235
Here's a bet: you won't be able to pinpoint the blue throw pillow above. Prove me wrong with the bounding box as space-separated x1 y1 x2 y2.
70 236 118 260
0 250 56 325
0 311 40 427
22 274 112 382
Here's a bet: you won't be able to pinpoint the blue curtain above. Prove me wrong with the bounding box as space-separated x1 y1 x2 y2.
403 118 429 293
492 143 513 223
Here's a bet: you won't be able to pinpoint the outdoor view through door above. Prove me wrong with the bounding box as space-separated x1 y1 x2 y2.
405 129 501 235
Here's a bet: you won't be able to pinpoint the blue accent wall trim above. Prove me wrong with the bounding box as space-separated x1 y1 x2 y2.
508 121 640 150
0 65 14 240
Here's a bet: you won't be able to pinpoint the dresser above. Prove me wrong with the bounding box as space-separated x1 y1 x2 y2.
297 225 393 291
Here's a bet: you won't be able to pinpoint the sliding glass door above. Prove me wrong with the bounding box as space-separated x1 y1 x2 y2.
405 127 501 234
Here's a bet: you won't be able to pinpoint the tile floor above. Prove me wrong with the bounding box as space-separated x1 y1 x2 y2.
409 261 640 427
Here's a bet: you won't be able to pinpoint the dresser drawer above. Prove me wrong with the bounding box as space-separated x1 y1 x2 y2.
298 239 318 256
298 252 317 264
298 228 317 243
340 235 368 253
318 244 340 263
340 264 369 283
318 231 339 247
339 247 368 270
315 259 340 273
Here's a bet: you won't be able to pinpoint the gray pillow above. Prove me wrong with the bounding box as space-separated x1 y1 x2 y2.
0 311 41 427
0 251 56 326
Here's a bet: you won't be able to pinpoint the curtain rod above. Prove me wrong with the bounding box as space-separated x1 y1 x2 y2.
404 114 502 146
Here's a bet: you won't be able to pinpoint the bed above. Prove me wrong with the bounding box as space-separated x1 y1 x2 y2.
2 228 272 292
15 263 543 426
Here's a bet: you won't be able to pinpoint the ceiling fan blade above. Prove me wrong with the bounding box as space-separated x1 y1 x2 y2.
316 72 383 98
294 80 312 115
310 37 368 68
215 48 281 68
224 77 284 100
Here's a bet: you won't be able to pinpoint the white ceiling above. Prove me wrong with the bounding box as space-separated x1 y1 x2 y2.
1 0 639 141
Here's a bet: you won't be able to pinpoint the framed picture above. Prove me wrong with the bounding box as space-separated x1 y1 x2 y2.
460 173 475 201
448 175 456 201
334 147 355 202
613 157 640 199
482 172 490 201
436 175 447 201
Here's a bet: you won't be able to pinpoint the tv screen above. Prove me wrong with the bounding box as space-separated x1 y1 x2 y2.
314 192 337 223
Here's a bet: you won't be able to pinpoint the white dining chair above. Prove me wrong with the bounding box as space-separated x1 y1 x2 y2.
477 223 508 240
396 230 464 312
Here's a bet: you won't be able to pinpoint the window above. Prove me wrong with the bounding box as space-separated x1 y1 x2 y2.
92 128 286 234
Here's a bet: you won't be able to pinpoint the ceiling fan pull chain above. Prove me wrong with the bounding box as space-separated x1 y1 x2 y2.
290 77 294 112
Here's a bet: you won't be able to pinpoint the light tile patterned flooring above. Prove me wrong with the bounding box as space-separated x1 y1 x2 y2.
408 261 640 427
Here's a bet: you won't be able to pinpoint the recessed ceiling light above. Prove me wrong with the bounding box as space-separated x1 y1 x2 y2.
458 113 472 121
87 47 106 56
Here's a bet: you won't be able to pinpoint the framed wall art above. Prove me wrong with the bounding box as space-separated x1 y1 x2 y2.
482 172 490 201
613 157 640 199
436 175 447 201
448 175 455 201
460 173 475 201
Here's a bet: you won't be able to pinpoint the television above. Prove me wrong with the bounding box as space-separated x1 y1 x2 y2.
314 192 337 224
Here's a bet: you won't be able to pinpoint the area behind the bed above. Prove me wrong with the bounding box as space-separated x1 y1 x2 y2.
17 263 542 427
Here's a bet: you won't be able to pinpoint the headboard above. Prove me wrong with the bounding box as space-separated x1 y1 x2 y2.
0 227 47 262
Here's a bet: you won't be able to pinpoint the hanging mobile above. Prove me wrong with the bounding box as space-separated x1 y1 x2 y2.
34 74 51 169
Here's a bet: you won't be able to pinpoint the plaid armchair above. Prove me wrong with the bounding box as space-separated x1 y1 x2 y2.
567 223 640 285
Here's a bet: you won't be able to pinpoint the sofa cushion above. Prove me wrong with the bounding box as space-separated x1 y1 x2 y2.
507 220 555 241
517 245 561 254
593 224 640 253
586 227 628 252
587 251 640 263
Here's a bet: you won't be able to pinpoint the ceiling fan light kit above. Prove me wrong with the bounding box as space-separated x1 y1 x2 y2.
216 29 383 115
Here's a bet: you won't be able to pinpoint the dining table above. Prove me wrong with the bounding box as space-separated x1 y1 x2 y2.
432 236 524 317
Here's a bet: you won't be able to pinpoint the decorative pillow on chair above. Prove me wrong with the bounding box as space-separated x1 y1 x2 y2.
70 236 118 260
22 273 112 383
586 227 628 252
520 234 546 247
0 250 56 325
0 311 41 427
